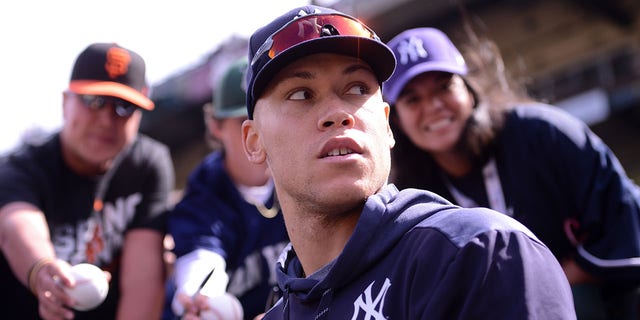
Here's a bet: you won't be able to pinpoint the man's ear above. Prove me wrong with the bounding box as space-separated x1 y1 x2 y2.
242 119 267 164
202 103 218 137
62 91 74 121
383 102 396 149
206 116 223 140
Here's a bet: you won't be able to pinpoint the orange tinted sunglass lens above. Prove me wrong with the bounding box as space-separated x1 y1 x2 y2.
268 14 374 59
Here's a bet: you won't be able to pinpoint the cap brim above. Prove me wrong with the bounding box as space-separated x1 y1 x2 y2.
384 62 467 105
214 105 248 119
69 80 154 110
252 36 396 102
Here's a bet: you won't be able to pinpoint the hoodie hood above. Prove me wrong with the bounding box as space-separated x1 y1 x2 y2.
273 184 454 315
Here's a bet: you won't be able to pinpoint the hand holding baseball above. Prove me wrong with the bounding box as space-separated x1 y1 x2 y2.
63 263 110 311
31 260 110 319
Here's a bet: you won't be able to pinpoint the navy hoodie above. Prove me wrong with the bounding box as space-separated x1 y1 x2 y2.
264 184 576 319
168 151 289 319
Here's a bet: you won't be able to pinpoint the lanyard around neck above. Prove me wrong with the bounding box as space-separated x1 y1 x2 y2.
443 158 511 216
246 192 280 219
93 149 128 212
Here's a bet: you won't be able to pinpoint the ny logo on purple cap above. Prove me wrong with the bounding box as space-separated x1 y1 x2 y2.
396 36 428 66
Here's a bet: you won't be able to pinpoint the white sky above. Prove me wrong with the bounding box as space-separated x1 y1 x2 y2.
0 0 310 154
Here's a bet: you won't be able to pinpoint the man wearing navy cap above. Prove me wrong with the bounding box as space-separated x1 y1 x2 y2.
242 5 576 320
0 43 174 319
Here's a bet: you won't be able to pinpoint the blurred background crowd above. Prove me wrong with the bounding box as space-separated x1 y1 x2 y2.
138 0 640 190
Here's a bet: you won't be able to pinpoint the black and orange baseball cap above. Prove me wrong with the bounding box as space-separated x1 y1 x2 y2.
68 43 154 110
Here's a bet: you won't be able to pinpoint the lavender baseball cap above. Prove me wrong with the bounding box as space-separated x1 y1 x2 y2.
383 28 467 105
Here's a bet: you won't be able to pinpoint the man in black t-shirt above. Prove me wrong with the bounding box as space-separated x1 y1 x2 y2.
0 43 174 320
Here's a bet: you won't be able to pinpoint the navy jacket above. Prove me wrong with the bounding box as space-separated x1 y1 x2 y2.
169 151 289 319
263 185 576 319
407 104 640 284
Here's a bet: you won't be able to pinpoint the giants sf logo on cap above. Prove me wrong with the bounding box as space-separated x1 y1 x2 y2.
105 47 131 79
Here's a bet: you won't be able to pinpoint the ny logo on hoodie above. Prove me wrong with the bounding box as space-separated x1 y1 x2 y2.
351 278 391 320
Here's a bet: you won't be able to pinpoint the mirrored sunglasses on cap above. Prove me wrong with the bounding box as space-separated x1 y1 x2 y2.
74 94 139 117
251 13 379 66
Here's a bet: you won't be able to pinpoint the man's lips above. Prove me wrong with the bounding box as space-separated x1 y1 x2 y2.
326 147 355 157
319 137 363 159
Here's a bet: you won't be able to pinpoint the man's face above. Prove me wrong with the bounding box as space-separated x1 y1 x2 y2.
242 53 395 214
61 92 141 174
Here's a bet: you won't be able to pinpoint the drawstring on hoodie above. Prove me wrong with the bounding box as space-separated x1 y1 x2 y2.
314 288 334 320
283 286 290 320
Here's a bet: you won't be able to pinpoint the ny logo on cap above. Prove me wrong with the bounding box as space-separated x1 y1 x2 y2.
396 36 428 66
105 47 131 79
295 7 323 19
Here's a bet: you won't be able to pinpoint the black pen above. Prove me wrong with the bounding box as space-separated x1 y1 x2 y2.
175 267 217 320
196 267 215 296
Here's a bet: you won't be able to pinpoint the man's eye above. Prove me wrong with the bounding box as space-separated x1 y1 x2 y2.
347 84 367 95
288 89 311 100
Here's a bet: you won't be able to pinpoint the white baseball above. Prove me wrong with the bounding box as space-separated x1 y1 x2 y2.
199 293 244 320
64 263 109 311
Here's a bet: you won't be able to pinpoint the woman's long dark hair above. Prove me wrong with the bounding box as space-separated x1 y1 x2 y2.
389 16 532 190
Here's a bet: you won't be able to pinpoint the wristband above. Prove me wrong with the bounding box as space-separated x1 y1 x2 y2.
27 257 55 296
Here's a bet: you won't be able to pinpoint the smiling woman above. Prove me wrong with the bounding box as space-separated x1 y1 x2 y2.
0 0 311 155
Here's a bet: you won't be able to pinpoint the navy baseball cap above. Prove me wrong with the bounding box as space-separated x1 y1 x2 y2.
383 28 467 105
69 42 154 110
245 5 396 119
212 57 249 119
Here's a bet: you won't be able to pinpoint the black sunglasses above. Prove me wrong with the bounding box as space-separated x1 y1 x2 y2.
74 94 139 118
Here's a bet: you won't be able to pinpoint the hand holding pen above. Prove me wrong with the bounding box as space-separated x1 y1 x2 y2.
175 267 215 320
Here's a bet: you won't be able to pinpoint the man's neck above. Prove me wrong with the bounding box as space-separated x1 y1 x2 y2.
62 148 110 176
283 203 361 277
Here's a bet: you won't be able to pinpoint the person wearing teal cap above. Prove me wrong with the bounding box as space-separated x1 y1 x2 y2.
166 57 289 320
